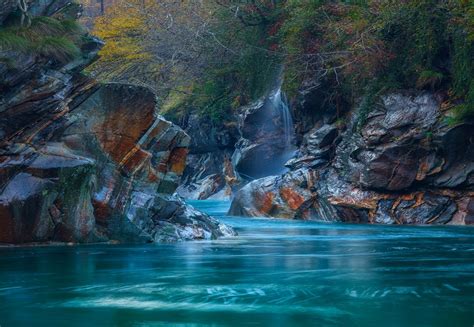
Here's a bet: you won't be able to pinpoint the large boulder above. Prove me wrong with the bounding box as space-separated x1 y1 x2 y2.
230 167 473 225
339 93 442 191
0 84 235 244
0 1 235 244
229 169 318 219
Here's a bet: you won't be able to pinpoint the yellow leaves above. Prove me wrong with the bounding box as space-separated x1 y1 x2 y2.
94 15 144 39
98 38 150 61
91 0 152 69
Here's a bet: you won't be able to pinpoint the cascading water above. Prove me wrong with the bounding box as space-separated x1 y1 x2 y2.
232 74 297 180
270 87 294 148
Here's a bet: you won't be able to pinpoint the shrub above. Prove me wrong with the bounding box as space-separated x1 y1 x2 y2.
34 36 80 63
416 70 444 90
0 15 83 65
277 0 474 124
0 30 29 51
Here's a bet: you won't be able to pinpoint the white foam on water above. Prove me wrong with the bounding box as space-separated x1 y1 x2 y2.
58 296 351 317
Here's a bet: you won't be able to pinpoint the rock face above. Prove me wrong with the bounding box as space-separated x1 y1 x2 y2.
175 114 239 200
232 89 296 181
176 86 297 200
0 0 17 24
230 92 474 225
0 1 235 244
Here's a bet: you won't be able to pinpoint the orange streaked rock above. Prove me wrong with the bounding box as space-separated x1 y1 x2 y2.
280 187 305 210
256 191 275 215
121 147 152 176
169 147 188 175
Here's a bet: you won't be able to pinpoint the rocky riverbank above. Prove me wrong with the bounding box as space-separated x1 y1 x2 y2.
0 0 235 244
229 92 474 225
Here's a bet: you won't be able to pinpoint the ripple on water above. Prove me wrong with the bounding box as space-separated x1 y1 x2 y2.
0 200 473 327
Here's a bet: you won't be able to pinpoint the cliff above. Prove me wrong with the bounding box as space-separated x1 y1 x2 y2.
229 91 474 225
0 0 235 244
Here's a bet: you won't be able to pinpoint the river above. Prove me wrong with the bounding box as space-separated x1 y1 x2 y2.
0 200 473 326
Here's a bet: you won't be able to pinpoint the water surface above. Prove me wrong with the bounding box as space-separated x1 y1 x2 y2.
0 200 473 326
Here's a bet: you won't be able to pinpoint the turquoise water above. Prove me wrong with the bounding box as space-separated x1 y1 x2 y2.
0 200 473 327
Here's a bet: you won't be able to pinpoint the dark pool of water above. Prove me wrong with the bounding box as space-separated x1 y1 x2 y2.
0 200 473 326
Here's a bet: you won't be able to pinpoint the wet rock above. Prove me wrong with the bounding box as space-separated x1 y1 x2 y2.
0 0 17 24
29 0 79 17
451 197 474 225
229 168 319 219
232 90 296 180
375 193 457 225
230 91 473 225
285 155 326 170
305 124 339 154
0 83 235 244
184 114 238 154
350 93 441 191
429 124 474 188
177 172 225 200
0 146 99 243
177 86 297 200
359 144 428 191
149 196 236 242
362 93 439 145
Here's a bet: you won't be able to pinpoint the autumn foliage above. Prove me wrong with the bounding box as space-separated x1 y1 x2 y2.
89 0 474 124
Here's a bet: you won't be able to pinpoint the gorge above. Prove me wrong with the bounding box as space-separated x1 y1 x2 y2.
0 0 473 326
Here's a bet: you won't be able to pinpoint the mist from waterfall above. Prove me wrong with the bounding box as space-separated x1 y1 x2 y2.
232 73 297 181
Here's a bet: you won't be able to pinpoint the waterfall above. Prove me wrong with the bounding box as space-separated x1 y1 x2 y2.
268 85 294 149
271 87 294 148
232 73 296 180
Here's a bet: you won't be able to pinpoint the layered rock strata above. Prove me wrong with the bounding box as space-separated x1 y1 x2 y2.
230 93 474 225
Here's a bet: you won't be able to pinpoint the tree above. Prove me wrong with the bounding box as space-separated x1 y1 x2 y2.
17 0 31 27
89 0 279 121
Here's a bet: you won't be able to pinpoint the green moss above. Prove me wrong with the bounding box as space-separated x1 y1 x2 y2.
160 87 193 123
449 104 474 124
357 85 381 131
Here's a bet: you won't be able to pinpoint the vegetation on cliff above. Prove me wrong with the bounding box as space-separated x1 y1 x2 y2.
0 14 85 65
88 0 474 124
279 0 474 125
88 0 278 123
